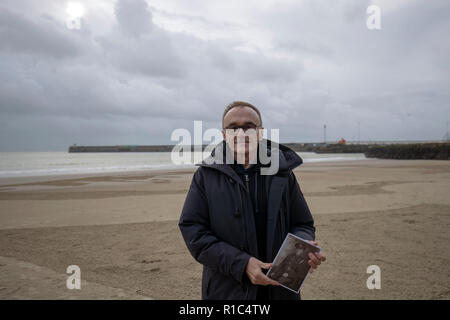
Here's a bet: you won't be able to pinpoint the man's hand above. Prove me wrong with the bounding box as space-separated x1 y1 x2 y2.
307 241 326 273
245 257 280 286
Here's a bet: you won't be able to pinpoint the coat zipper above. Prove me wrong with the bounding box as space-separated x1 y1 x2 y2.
236 182 248 252
242 174 250 252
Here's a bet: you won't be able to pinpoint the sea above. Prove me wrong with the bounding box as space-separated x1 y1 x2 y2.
0 151 368 178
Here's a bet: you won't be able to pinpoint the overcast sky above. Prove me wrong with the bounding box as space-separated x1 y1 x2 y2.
0 0 449 151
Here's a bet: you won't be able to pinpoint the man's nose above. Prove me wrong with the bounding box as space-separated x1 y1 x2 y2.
236 128 246 135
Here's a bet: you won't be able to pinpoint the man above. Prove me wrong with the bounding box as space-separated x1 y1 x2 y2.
179 101 326 300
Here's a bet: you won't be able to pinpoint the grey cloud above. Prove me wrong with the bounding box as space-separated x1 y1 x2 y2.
0 5 84 59
0 0 449 151
96 31 185 79
115 0 154 37
95 0 185 79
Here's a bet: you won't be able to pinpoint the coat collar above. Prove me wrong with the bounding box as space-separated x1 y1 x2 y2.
197 139 303 184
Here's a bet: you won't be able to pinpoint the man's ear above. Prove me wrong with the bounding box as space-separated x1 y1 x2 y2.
257 127 264 140
221 129 226 140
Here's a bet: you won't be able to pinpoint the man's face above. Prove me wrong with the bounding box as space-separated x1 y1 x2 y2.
222 106 263 164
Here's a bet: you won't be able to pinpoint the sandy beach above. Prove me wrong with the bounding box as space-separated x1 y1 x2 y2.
0 159 449 300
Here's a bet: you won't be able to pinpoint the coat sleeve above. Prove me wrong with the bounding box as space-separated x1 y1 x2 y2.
178 167 251 284
288 170 316 241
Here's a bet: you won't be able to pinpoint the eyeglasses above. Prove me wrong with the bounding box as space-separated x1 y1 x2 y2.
224 125 261 133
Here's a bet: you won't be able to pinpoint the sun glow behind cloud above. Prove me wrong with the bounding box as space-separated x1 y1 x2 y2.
66 2 85 18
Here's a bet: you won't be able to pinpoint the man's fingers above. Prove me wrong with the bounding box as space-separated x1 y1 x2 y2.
260 262 272 270
315 252 326 262
267 279 280 286
253 271 279 286
250 273 259 285
308 259 318 269
312 252 322 263
247 257 278 286
308 253 320 265
260 274 280 286
319 252 327 261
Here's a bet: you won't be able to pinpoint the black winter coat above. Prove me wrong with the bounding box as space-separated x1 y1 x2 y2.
179 140 315 300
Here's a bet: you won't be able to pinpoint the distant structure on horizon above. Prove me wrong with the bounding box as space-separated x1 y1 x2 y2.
68 140 446 153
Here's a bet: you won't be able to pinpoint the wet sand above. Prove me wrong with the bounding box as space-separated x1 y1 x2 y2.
0 159 449 299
